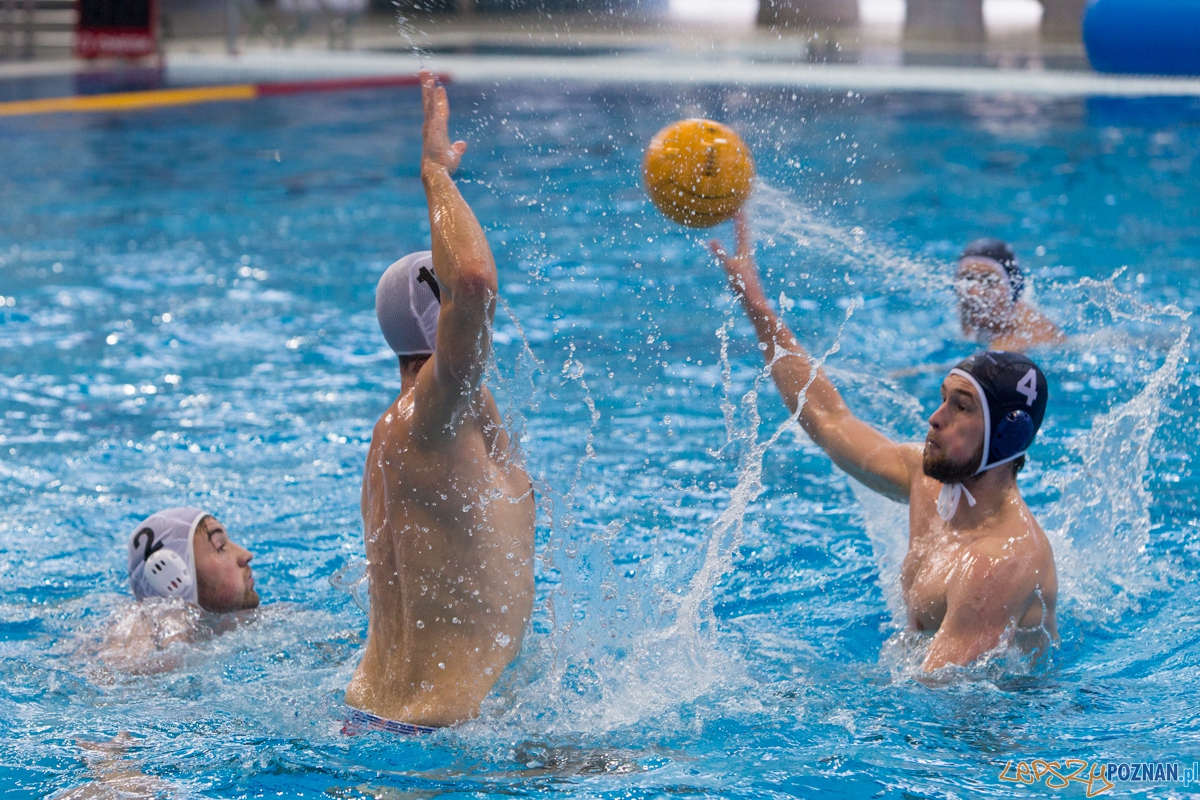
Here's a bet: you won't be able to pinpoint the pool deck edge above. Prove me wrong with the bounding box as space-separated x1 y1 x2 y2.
164 51 1200 98
2 49 1199 115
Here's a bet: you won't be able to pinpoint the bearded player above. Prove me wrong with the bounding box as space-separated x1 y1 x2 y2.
712 213 1057 671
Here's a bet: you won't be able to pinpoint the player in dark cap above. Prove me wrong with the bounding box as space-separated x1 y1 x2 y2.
712 215 1058 671
957 238 1063 352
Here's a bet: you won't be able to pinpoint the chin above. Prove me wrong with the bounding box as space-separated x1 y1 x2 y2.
922 447 976 485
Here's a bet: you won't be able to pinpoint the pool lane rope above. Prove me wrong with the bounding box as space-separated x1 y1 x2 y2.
0 73 445 118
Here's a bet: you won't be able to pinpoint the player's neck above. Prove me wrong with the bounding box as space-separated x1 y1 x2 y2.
399 362 426 394
953 466 1020 527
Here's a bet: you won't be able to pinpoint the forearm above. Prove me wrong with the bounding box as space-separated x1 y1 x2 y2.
738 292 851 434
422 163 497 297
923 627 995 671
737 291 911 497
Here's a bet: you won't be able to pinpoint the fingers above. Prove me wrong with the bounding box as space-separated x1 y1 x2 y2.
420 72 449 130
420 70 435 114
436 83 449 117
734 212 752 258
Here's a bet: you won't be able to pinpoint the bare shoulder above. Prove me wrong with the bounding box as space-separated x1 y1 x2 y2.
897 442 925 472
961 520 1055 600
372 392 415 441
993 304 1065 351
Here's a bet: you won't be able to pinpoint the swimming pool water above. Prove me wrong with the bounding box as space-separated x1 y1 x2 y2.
2 81 1199 798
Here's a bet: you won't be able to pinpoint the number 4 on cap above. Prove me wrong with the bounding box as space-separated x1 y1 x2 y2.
1016 368 1038 406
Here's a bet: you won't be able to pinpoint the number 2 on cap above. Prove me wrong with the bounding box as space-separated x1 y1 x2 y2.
1016 368 1038 406
133 527 164 561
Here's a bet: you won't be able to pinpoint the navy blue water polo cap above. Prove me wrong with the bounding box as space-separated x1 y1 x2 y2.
960 238 1024 302
949 351 1048 474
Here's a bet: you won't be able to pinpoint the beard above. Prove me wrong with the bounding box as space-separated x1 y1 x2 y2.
922 438 984 484
241 587 261 610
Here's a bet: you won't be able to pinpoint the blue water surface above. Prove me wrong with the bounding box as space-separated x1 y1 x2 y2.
1 80 1199 798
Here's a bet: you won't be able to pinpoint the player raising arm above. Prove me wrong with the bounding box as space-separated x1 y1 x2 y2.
711 212 1057 671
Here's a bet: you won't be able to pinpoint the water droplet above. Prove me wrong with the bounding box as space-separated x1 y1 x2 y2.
416 620 425 629
438 662 445 669
495 632 511 647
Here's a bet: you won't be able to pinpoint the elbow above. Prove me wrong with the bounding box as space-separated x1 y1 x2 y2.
455 263 498 299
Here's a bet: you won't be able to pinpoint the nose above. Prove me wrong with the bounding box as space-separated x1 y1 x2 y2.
928 400 948 430
236 544 253 567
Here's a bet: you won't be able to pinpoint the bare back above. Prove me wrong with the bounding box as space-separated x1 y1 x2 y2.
346 379 534 725
345 71 536 724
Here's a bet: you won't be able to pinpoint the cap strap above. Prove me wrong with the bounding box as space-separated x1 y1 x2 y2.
949 368 991 475
936 482 977 522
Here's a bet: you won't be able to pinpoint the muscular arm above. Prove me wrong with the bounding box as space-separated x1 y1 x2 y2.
922 546 1026 671
711 213 919 502
412 70 499 440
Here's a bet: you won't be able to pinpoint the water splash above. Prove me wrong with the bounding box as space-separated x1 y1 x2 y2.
392 2 431 65
329 560 370 615
1038 274 1191 626
487 291 861 734
749 182 951 298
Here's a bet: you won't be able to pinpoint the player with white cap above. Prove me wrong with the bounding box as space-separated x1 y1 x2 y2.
126 507 258 613
342 70 535 731
95 507 258 675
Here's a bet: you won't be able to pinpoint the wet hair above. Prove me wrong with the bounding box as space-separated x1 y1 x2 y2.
399 354 430 372
960 238 1024 303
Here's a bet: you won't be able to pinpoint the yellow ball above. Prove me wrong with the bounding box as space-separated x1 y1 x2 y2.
642 118 755 229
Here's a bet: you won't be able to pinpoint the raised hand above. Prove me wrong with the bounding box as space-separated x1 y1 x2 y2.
709 211 766 305
420 69 467 175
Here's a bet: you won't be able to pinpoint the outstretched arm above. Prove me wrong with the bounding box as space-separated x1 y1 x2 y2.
413 70 499 439
711 212 919 502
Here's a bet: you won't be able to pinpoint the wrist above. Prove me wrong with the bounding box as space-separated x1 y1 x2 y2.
742 292 773 316
421 161 451 182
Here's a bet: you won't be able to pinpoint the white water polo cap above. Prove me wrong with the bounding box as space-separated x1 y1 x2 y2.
376 251 442 356
127 507 206 604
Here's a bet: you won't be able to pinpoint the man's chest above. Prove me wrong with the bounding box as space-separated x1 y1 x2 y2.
899 530 970 631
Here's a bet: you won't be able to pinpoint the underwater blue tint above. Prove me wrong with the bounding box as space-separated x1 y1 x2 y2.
1 81 1199 797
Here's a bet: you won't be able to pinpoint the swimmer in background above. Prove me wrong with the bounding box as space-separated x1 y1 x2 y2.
711 213 1057 671
343 71 535 729
102 507 259 672
957 238 1064 352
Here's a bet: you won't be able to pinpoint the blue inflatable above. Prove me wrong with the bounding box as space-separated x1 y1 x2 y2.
1083 0 1200 75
